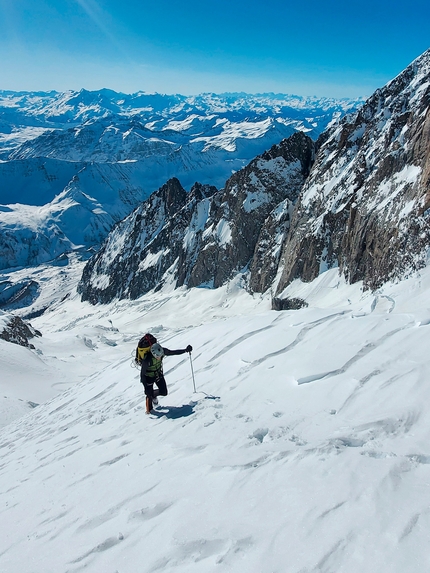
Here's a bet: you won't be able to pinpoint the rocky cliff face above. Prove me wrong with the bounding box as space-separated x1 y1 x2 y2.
78 132 314 302
78 178 217 303
276 48 430 293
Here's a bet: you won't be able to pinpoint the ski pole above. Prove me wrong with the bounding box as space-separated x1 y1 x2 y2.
189 352 197 393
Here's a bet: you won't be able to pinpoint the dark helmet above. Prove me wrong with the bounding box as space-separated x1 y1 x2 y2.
143 333 157 346
150 343 164 359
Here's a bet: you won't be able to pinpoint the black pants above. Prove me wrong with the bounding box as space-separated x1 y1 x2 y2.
141 374 168 398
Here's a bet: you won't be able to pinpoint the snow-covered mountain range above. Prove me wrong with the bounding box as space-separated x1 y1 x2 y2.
78 132 314 303
0 91 362 272
0 90 362 158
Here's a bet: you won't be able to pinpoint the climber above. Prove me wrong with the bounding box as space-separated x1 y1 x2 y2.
135 333 192 413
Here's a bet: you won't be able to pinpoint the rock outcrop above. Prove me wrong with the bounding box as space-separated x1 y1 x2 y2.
187 132 314 290
78 178 217 303
0 312 41 348
276 48 430 293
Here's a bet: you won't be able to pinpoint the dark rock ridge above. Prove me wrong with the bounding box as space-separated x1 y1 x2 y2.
276 48 430 293
78 178 217 303
78 132 314 303
0 313 41 348
186 133 314 291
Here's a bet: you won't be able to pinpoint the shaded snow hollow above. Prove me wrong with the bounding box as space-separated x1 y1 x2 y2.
1 266 430 572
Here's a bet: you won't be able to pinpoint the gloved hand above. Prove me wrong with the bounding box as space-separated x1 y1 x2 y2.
186 345 193 353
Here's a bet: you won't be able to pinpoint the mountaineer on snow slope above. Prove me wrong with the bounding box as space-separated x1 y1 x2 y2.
135 333 193 413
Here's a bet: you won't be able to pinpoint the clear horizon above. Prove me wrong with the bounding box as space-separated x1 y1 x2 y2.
0 0 429 99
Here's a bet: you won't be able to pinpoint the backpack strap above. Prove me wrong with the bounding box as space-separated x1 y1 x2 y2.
136 345 151 362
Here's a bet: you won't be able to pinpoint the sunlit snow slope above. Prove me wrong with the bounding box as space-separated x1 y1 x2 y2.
1 268 430 572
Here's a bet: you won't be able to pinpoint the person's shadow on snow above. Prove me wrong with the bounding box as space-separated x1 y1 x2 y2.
152 402 197 419
150 395 220 419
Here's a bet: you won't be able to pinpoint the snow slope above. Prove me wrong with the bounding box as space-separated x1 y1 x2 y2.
1 263 430 572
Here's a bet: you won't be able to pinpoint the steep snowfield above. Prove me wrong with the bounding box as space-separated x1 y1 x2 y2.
1 264 430 572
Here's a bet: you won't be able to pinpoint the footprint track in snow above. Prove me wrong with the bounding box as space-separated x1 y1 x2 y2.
128 502 173 523
238 312 348 375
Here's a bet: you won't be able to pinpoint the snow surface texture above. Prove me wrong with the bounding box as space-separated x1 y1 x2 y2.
1 261 430 572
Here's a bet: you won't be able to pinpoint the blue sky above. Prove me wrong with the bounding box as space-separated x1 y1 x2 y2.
0 0 429 98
